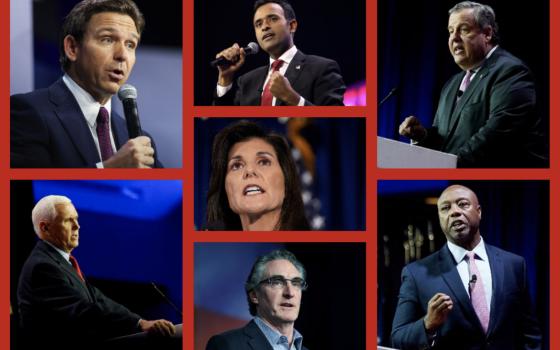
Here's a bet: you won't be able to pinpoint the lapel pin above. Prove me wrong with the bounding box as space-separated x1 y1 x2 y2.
296 65 301 70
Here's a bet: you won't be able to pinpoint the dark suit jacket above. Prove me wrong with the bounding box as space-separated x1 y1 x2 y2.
17 240 142 349
206 320 309 350
214 50 346 106
10 78 163 168
391 244 541 350
419 47 547 168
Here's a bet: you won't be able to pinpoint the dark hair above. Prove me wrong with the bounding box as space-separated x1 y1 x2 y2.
253 0 296 22
245 250 306 316
449 1 500 44
206 121 310 230
59 0 145 71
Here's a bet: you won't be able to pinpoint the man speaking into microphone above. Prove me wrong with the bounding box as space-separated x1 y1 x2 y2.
212 0 346 106
10 0 162 168
391 184 541 350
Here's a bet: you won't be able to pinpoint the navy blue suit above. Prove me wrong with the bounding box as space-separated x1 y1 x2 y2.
10 78 162 168
391 244 541 350
213 50 346 106
206 320 309 350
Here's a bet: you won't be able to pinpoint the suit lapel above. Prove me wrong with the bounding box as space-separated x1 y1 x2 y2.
49 80 101 165
281 51 306 106
38 241 92 298
437 246 482 330
444 51 497 143
244 320 274 350
486 244 503 336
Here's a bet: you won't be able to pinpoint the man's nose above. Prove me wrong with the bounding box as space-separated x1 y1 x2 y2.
450 204 461 217
114 42 129 61
283 283 296 298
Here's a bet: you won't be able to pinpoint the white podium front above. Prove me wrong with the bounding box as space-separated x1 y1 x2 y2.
377 137 457 168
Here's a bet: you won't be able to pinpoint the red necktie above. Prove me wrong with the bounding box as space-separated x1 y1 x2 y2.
96 107 114 161
261 60 284 106
69 255 86 282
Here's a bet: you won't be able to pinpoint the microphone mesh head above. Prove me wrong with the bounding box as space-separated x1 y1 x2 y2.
246 42 259 55
118 84 137 100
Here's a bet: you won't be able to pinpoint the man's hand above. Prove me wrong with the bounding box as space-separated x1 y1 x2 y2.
399 116 427 141
216 43 246 87
103 136 154 168
139 319 176 337
424 293 453 332
268 72 301 106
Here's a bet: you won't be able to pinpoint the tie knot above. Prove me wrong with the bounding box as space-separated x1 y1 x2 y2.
271 59 284 71
97 107 109 125
466 251 477 260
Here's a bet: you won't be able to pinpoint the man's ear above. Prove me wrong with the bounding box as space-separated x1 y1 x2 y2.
482 25 493 43
63 35 80 63
249 290 259 304
289 19 298 35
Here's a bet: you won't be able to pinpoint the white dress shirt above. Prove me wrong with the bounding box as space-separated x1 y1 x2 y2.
62 74 117 167
446 237 492 309
216 45 305 106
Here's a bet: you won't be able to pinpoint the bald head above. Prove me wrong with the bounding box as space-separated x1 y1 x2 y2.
437 185 482 250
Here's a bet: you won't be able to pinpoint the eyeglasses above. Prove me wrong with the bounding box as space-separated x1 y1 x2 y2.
258 276 308 291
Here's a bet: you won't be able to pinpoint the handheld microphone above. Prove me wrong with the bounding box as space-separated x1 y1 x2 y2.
210 42 259 68
151 282 183 317
379 87 398 107
118 84 141 139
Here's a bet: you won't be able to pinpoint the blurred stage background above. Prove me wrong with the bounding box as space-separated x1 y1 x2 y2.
195 117 366 230
377 180 549 349
10 0 183 167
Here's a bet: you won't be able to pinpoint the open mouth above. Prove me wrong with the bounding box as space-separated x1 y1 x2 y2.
280 302 294 308
262 33 275 41
109 69 125 81
453 46 465 55
450 220 466 230
244 185 265 196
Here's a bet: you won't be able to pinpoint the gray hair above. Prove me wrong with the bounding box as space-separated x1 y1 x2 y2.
31 195 72 236
449 1 500 44
245 250 306 316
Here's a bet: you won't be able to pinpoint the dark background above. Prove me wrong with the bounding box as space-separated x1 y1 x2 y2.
378 0 549 146
194 0 366 105
377 180 549 349
194 118 366 230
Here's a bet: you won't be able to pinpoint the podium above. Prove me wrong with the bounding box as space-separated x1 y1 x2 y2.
105 323 182 350
377 137 457 168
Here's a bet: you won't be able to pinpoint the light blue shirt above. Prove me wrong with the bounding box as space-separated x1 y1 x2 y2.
254 317 304 350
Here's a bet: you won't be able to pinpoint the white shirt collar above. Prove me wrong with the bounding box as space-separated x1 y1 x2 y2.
269 45 298 67
43 240 71 263
446 236 488 264
62 74 112 129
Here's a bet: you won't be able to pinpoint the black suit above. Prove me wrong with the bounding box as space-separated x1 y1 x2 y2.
419 47 547 168
10 78 163 168
206 320 309 350
214 50 345 106
17 241 141 349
